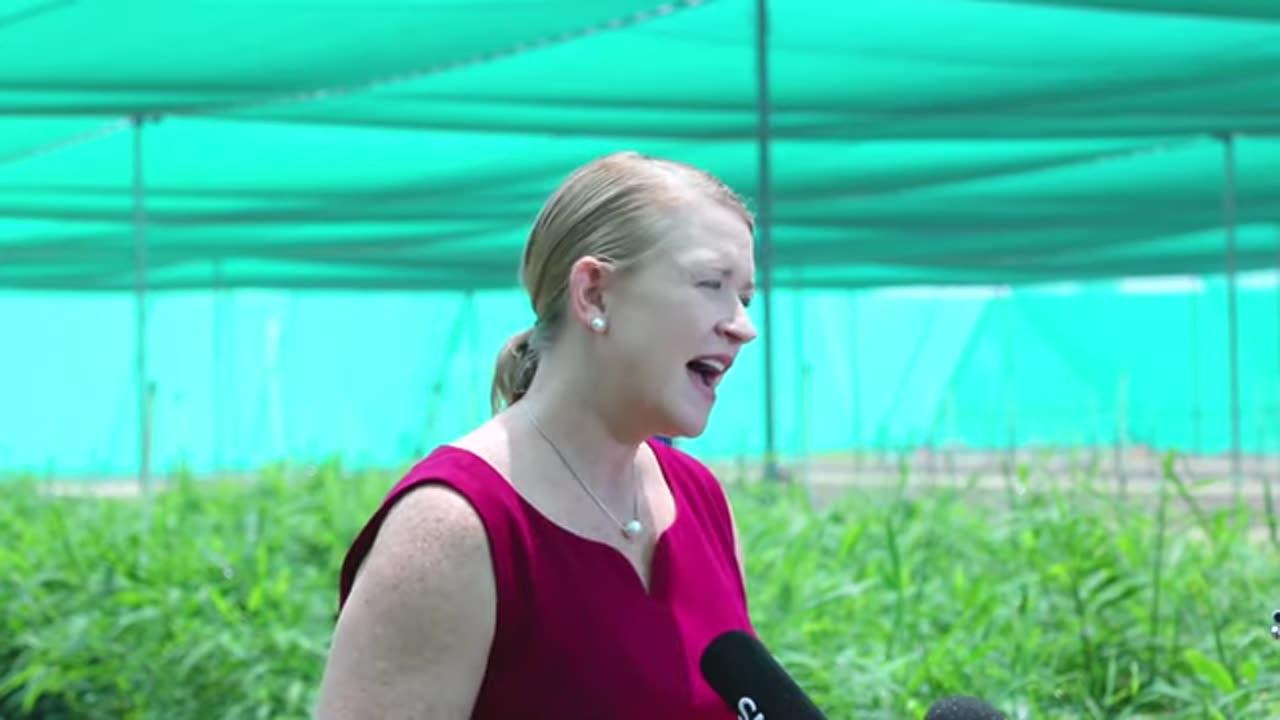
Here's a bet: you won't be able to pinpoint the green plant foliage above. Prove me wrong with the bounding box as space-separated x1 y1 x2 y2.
1 456 1276 718
737 460 1280 719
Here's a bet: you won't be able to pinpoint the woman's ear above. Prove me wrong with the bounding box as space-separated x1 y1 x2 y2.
566 256 613 331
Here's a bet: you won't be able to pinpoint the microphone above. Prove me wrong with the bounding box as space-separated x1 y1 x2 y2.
699 630 828 719
924 695 1008 720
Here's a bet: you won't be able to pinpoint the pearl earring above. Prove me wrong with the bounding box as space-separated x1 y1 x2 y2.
590 316 607 332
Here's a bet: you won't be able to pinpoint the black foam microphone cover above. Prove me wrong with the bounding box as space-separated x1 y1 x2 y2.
699 630 827 719
924 695 1008 720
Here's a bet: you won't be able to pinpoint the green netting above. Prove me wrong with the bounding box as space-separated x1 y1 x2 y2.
2 0 1279 477
5 0 1280 289
3 274 1276 476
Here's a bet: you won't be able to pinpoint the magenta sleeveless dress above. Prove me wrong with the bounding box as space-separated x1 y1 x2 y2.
337 437 755 719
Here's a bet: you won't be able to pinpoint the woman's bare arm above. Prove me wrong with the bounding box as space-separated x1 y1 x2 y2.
314 484 497 720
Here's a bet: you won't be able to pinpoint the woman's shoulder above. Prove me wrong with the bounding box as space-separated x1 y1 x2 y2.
319 470 497 719
387 442 507 503
337 433 521 612
374 419 525 523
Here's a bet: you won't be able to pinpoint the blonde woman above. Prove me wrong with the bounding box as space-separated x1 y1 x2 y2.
316 151 760 719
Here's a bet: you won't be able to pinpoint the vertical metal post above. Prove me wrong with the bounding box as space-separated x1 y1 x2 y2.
945 388 957 483
849 291 862 472
213 259 223 478
754 0 777 481
999 291 1018 485
794 274 810 497
1116 371 1129 493
1223 132 1243 500
224 275 238 475
1189 289 1201 453
131 115 151 521
1266 223 1279 545
1271 227 1280 466
468 290 480 427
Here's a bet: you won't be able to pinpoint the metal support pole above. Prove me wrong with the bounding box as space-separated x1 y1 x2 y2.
213 259 223 478
849 291 862 472
1000 291 1018 484
1274 225 1280 502
1116 371 1129 493
1222 133 1243 500
1190 289 1201 453
131 114 151 522
794 273 810 498
754 0 777 481
468 290 481 427
1265 222 1280 546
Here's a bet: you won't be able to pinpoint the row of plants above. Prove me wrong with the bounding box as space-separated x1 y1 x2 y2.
2 455 1275 718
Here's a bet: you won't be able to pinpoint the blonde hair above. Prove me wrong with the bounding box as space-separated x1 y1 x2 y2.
490 151 753 414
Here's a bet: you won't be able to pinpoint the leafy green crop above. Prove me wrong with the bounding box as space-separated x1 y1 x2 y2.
0 460 379 720
738 458 1280 719
1 455 1276 718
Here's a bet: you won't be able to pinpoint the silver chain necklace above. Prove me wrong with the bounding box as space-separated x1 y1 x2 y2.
524 407 645 541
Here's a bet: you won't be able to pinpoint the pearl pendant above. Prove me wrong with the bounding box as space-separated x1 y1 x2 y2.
621 519 644 539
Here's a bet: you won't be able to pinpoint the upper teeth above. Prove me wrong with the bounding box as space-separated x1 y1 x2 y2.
699 358 726 372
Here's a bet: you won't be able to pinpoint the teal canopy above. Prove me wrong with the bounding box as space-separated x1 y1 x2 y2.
3 0 1278 480
5 0 1280 291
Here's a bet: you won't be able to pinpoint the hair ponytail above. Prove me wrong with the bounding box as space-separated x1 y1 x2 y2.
490 327 538 414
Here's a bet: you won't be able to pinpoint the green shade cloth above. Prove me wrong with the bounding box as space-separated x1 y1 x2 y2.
4 0 1280 291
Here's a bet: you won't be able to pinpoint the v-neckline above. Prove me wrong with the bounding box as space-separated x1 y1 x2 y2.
442 438 683 600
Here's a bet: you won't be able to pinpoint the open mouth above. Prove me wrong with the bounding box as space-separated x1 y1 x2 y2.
686 356 728 392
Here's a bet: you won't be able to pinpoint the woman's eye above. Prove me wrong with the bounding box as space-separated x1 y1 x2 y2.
698 279 751 308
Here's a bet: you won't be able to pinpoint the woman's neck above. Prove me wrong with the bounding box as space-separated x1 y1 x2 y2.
514 359 645 495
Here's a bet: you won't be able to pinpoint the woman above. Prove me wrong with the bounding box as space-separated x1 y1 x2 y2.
315 151 760 719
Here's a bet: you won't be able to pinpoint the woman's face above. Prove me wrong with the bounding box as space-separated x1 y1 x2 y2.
588 197 758 440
